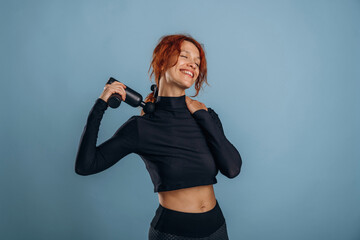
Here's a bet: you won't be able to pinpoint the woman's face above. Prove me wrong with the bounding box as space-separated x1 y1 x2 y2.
164 41 201 90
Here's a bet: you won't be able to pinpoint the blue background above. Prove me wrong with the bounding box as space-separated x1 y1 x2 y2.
1 0 359 239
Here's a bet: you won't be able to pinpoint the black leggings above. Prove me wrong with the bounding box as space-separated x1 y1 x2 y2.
148 199 229 240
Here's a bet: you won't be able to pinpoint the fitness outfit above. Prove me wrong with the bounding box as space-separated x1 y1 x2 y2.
149 199 229 240
75 94 242 239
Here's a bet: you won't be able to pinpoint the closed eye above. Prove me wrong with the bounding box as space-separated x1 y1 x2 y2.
181 55 200 67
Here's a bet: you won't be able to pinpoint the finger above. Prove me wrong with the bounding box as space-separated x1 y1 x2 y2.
114 81 126 89
112 88 126 101
110 86 125 93
121 89 126 101
114 87 126 101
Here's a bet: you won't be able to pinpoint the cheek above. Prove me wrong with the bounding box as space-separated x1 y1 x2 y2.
196 69 200 77
168 68 179 80
172 69 180 78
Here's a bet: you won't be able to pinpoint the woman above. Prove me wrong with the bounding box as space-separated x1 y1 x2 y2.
75 34 242 239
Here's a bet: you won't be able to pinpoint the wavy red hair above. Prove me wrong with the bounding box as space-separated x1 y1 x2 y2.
141 34 208 115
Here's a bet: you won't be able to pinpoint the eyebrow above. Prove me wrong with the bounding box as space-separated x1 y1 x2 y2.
181 50 200 60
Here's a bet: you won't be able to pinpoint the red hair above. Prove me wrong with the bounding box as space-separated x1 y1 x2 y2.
141 34 208 116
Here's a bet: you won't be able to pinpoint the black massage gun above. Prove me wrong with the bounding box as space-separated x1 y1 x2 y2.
106 77 156 114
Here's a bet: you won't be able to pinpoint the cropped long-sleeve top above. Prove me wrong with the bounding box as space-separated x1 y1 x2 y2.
75 94 242 192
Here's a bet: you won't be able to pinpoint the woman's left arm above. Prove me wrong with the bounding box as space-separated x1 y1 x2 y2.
192 108 242 178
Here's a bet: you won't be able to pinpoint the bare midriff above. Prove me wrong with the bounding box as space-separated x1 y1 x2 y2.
157 184 217 213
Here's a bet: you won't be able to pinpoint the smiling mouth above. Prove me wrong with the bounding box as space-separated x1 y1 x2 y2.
180 69 194 78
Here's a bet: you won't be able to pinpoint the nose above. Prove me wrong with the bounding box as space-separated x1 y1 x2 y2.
188 61 197 69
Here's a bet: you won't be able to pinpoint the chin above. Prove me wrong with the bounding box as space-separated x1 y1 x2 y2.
182 82 194 89
184 78 196 87
174 80 192 90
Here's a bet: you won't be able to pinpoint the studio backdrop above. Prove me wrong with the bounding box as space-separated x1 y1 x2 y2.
1 0 359 239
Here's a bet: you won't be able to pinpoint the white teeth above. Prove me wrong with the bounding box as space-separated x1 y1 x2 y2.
181 70 193 77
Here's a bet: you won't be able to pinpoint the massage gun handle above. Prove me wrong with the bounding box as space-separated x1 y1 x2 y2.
106 77 143 108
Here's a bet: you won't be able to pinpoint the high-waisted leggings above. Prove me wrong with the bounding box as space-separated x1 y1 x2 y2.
148 199 229 240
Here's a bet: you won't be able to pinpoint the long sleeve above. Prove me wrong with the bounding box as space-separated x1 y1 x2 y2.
75 98 139 176
192 107 242 178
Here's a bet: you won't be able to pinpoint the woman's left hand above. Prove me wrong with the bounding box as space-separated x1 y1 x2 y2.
185 96 208 114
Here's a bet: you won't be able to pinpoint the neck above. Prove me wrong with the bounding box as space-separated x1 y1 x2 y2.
158 76 186 97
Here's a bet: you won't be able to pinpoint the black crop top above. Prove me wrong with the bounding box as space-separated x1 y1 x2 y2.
75 94 242 192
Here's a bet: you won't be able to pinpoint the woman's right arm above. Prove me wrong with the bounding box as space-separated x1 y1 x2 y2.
75 81 139 176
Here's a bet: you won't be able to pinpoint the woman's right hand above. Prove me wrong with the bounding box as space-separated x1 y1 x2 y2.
99 81 127 103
